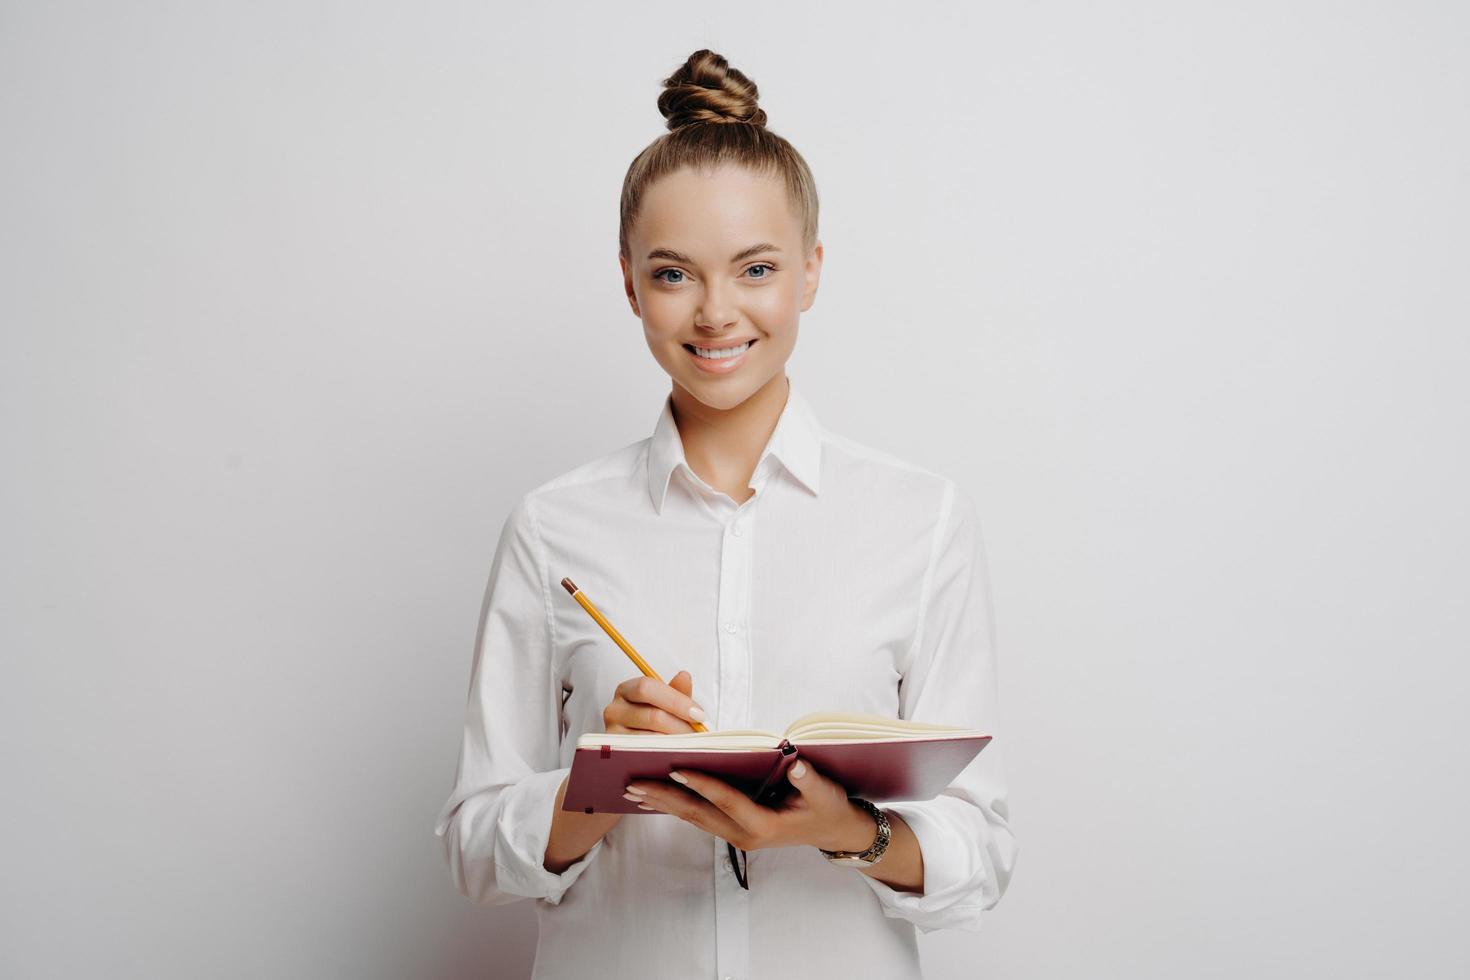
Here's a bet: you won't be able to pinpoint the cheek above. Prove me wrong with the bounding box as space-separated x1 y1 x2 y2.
641 287 688 317
640 298 688 342
750 288 801 332
773 277 808 313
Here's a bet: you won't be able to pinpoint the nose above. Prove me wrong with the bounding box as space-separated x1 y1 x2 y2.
694 277 738 332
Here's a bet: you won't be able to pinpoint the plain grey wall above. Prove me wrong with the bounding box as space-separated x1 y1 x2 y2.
3 2 1467 978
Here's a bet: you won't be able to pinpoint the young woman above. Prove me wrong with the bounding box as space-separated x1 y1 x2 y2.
435 49 1017 979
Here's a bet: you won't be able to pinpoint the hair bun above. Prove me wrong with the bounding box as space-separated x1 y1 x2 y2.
657 49 768 130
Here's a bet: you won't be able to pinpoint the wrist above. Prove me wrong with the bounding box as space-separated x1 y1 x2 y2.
815 799 880 853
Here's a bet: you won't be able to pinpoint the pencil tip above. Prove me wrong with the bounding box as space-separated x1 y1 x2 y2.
561 577 577 595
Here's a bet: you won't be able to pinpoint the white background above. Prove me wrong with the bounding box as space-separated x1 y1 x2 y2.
3 2 1466 978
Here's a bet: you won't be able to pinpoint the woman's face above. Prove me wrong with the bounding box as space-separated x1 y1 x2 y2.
621 165 822 412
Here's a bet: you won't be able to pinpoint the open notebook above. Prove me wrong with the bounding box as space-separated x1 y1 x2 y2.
562 711 991 814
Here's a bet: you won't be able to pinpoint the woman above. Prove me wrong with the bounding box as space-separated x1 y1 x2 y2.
435 49 1018 979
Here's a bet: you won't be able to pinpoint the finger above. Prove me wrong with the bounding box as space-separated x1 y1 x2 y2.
633 780 749 841
786 757 847 804
615 674 706 727
669 769 773 836
608 699 697 734
668 671 709 727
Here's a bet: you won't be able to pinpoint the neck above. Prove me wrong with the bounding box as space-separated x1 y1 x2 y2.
670 372 790 500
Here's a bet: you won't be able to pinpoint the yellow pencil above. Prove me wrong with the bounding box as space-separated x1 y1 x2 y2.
560 576 709 733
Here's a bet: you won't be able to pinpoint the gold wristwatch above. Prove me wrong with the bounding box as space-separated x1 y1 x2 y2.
819 797 891 868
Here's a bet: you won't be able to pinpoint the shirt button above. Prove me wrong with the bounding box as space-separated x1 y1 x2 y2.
722 856 734 872
723 622 736 634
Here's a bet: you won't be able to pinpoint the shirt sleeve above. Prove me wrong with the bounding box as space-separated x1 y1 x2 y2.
433 493 605 906
858 480 1020 933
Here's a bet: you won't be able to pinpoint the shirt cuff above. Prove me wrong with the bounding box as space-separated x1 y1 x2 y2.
856 801 988 933
437 767 605 906
504 767 606 904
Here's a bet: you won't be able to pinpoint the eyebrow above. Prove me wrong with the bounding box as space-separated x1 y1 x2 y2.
645 243 783 265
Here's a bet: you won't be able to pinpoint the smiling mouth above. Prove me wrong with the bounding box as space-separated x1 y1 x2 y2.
683 339 758 356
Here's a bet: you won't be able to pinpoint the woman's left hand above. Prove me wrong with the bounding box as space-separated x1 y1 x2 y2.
625 758 878 853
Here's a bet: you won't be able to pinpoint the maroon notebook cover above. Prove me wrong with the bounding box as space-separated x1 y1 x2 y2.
562 734 991 814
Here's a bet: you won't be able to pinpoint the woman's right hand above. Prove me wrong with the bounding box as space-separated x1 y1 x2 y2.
602 669 706 734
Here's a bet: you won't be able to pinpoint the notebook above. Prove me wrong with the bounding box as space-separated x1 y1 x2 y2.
562 711 991 814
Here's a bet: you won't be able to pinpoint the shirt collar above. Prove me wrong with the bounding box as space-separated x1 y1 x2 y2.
646 377 824 514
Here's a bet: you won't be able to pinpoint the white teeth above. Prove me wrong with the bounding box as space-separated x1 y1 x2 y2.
691 341 752 359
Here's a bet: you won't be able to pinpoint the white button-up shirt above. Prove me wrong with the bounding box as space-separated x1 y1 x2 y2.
435 378 1018 979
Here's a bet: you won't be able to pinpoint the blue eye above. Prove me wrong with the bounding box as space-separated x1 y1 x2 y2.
653 264 775 285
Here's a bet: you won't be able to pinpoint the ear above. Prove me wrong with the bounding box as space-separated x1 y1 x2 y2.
619 252 641 317
799 240 823 312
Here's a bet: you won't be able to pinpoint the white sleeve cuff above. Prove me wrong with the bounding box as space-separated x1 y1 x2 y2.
501 767 606 905
437 767 605 906
856 801 990 933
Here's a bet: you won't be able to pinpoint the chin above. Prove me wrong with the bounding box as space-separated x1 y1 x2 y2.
681 372 774 410
678 378 741 404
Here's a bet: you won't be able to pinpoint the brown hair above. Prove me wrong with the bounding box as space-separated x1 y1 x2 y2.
618 49 820 261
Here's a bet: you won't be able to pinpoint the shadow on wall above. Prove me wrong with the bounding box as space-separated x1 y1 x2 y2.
433 900 538 980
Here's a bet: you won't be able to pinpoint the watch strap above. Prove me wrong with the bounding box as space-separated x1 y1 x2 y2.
819 797 891 865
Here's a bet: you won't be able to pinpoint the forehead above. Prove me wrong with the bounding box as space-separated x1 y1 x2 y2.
635 165 799 253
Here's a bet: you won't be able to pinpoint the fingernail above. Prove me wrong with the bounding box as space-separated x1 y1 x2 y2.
624 785 646 796
623 792 644 803
688 705 706 722
637 803 656 810
791 761 807 778
669 771 689 784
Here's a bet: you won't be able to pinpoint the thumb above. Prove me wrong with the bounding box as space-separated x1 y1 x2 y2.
786 757 830 797
668 670 693 698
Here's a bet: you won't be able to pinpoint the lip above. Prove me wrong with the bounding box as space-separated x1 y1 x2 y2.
685 338 758 350
684 338 757 374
